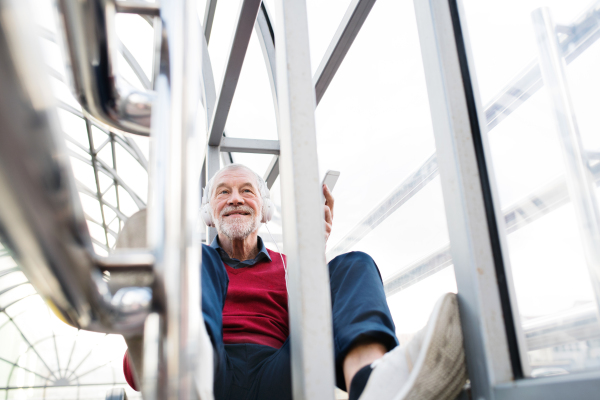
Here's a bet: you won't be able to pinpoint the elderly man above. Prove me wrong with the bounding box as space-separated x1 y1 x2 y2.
124 163 466 400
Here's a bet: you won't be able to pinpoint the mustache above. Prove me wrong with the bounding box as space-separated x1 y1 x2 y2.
219 205 255 217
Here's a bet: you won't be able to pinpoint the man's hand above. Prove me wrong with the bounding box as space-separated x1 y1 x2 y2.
323 184 335 243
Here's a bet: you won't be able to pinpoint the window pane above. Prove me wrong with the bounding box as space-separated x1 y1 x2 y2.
0 250 140 399
225 31 278 141
314 0 456 345
463 0 600 376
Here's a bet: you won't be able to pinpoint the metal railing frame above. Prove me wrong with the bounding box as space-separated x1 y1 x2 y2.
0 0 153 336
56 0 156 136
3 0 600 398
413 0 600 398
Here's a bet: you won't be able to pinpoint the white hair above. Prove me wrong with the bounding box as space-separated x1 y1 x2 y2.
202 163 269 206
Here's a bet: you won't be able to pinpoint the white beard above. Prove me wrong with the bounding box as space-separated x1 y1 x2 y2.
214 205 261 239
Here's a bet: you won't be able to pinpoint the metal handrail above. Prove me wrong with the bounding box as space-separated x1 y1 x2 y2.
0 0 152 335
56 0 155 136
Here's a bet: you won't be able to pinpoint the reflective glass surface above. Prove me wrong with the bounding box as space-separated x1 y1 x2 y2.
0 0 152 397
18 0 600 396
313 0 456 344
463 0 600 376
225 30 278 141
0 244 140 400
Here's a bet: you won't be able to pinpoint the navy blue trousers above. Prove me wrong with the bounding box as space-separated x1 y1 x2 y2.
201 245 398 400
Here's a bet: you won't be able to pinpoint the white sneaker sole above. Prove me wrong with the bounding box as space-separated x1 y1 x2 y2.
395 293 467 400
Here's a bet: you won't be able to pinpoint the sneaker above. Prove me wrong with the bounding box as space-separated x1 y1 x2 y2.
358 293 467 400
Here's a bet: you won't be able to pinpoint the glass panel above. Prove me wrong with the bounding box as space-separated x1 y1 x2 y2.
0 322 25 363
7 368 45 389
30 0 60 35
0 250 141 398
57 110 88 149
39 37 67 80
0 272 27 293
117 53 146 90
305 0 353 74
69 158 96 193
462 0 600 376
208 0 242 93
65 141 90 161
30 0 152 247
0 256 17 274
225 31 278 140
115 14 154 82
0 360 11 387
97 145 114 168
116 186 142 218
48 77 81 111
230 153 273 179
88 222 108 246
0 285 36 310
127 135 150 164
387 267 457 343
263 0 353 74
98 172 115 195
312 0 456 361
317 0 439 251
115 143 148 203
79 194 103 224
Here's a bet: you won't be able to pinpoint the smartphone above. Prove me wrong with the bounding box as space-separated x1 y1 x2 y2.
321 170 340 203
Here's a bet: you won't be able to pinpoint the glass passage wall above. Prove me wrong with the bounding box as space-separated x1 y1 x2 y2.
0 0 149 398
311 0 457 346
6 0 600 397
3 0 460 398
462 0 600 378
0 243 141 400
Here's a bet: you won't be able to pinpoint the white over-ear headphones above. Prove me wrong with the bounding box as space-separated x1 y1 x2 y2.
200 166 274 227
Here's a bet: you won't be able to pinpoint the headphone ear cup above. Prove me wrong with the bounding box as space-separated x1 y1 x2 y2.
201 204 214 227
262 198 274 223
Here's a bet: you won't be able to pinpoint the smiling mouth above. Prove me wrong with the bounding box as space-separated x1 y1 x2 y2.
224 212 250 217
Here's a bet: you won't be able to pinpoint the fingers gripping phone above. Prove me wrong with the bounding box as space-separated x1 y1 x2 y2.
321 170 340 203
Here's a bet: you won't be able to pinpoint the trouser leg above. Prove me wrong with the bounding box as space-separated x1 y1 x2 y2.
254 251 398 396
200 244 229 398
329 251 399 391
253 340 292 400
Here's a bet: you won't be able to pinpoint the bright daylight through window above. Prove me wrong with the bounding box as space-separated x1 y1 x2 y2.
1 0 599 398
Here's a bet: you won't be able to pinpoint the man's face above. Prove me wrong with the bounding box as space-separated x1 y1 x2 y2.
210 168 262 240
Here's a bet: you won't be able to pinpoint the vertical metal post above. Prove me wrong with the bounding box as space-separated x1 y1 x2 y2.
413 0 521 397
197 14 219 244
142 313 162 400
532 7 600 318
206 145 220 243
274 1 336 399
149 0 211 398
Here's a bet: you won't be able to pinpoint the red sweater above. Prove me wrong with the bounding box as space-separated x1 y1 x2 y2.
223 249 289 348
124 249 288 391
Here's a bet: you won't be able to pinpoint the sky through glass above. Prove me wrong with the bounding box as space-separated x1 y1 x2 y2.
2 0 600 397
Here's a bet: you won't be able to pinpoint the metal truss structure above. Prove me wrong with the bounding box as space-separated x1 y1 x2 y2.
1 0 600 399
37 25 150 254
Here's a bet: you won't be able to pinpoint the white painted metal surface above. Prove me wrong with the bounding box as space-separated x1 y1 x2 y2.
274 0 336 398
413 0 515 396
220 137 280 154
150 0 211 398
207 0 262 147
313 0 377 105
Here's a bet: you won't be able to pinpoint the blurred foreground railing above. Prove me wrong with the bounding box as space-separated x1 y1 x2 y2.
56 0 155 136
0 0 152 336
0 0 213 399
